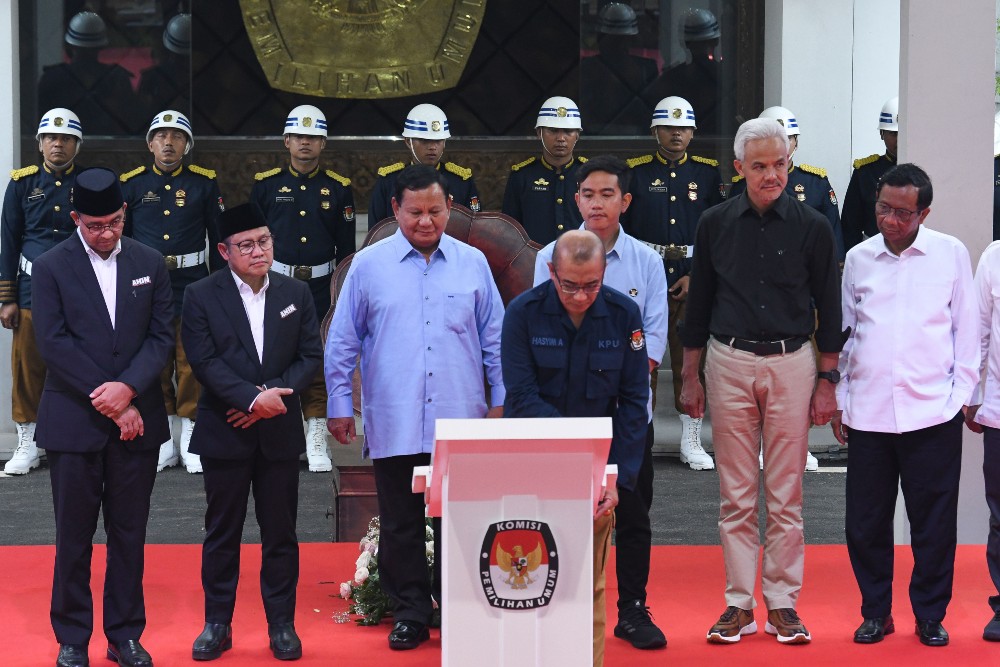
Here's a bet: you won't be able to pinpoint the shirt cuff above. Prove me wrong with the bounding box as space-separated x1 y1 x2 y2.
489 384 507 408
328 393 354 418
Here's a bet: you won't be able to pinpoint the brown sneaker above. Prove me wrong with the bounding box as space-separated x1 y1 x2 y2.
765 608 812 644
707 606 757 643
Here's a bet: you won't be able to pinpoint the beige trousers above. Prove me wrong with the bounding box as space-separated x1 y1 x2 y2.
593 511 613 667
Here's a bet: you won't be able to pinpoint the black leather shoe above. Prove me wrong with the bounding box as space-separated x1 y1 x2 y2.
915 620 949 647
106 640 152 667
388 620 430 650
268 623 302 661
853 615 894 643
56 644 89 667
192 623 233 661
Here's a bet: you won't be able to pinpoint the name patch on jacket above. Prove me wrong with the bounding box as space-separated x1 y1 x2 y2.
531 336 563 347
132 276 151 287
280 304 297 318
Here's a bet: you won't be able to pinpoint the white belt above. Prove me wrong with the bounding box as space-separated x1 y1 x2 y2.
272 259 334 280
164 250 206 270
641 241 694 260
19 255 32 276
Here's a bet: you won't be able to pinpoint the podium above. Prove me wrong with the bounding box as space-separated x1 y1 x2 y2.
412 417 616 667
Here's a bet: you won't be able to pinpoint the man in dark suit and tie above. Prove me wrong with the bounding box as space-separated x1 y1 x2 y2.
181 203 322 661
32 167 174 667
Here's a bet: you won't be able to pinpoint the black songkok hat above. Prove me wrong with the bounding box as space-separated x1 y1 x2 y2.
218 203 267 240
72 167 124 216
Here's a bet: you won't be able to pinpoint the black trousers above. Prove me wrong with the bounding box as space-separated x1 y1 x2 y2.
372 453 442 625
615 422 654 610
984 427 1000 612
845 413 962 621
200 453 300 625
48 445 158 646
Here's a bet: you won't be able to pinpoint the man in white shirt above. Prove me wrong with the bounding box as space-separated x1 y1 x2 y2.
832 163 979 648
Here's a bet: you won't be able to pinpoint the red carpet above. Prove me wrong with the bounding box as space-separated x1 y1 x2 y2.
2 543 997 666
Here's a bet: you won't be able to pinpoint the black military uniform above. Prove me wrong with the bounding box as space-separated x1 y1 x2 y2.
368 161 480 228
0 163 81 424
842 153 895 252
731 162 845 261
121 163 225 423
501 156 586 245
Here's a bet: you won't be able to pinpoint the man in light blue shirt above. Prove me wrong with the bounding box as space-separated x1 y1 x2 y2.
533 155 669 650
326 164 505 651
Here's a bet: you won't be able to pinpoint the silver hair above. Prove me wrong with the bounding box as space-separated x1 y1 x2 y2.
733 118 790 162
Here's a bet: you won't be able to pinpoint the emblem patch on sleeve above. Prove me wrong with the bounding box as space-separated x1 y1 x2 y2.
630 329 645 351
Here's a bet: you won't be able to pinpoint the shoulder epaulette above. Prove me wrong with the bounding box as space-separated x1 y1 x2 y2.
325 169 351 187
119 166 146 183
188 164 217 179
9 165 39 181
511 157 536 172
254 167 282 181
444 162 472 180
798 163 827 178
577 156 587 163
691 155 719 167
852 154 881 170
377 162 405 177
731 174 744 184
626 154 653 168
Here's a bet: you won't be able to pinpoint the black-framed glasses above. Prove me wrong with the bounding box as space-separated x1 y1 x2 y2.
553 269 602 295
230 235 273 255
82 216 125 234
875 201 921 222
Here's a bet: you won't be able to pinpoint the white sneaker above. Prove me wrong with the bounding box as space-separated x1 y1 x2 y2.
678 414 714 470
179 417 201 473
157 420 178 472
759 450 764 470
4 422 39 475
306 417 333 472
805 452 819 472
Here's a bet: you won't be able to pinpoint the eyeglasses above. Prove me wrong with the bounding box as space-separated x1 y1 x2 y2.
229 235 273 255
82 217 125 234
553 269 602 295
875 201 921 222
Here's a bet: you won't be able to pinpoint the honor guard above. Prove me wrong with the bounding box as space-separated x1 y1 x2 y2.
842 96 898 251
501 96 586 245
368 103 481 227
730 106 845 263
121 110 225 474
0 108 84 474
251 104 355 472
623 96 723 472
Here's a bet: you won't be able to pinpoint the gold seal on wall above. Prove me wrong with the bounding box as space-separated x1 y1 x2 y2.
240 0 488 99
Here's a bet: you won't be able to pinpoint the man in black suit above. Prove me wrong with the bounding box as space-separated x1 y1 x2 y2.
181 203 322 661
32 167 174 667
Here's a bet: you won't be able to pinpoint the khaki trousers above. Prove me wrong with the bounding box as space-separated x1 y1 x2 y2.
10 308 46 423
705 337 814 610
593 511 613 667
159 318 200 419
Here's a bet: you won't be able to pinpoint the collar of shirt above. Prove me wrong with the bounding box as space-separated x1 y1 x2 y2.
735 190 792 222
389 227 454 264
76 227 122 262
875 224 929 259
288 164 320 179
152 164 183 177
578 221 627 264
44 162 75 177
655 151 687 167
230 269 270 297
540 156 576 172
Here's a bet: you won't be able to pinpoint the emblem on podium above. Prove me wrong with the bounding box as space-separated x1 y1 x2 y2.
480 520 558 610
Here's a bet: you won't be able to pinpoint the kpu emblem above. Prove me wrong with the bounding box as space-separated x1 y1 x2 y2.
480 520 558 610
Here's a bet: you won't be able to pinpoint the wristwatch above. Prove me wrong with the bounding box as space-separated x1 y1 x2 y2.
817 370 841 384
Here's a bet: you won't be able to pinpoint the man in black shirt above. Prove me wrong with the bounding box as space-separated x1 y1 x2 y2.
679 118 841 646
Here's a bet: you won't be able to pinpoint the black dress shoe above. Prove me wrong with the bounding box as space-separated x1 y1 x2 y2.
192 623 233 661
915 620 949 647
853 615 894 643
106 640 152 667
56 644 89 667
388 620 430 650
268 623 302 661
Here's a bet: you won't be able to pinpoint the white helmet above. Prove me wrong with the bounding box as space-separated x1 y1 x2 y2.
758 106 799 136
284 104 328 137
878 97 899 131
402 104 450 139
147 110 193 154
651 96 697 128
65 11 108 48
163 13 191 55
536 96 582 130
37 108 83 142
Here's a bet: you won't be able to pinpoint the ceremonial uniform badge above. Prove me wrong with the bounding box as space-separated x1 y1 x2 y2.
321 187 330 196
175 189 187 207
630 329 645 351
321 201 331 210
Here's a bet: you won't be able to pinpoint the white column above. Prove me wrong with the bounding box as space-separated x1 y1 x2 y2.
0 0 19 451
899 0 995 545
